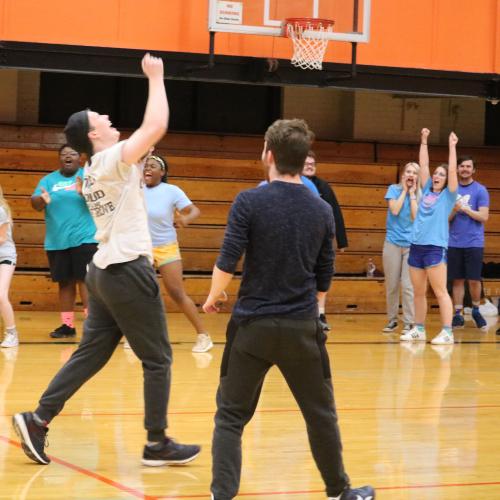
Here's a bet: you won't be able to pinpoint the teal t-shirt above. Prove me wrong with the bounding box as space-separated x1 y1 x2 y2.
384 184 413 247
34 169 97 250
411 179 457 248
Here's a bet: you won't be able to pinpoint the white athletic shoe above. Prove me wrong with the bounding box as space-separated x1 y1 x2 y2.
192 333 213 353
431 329 454 345
1 331 19 348
400 326 426 342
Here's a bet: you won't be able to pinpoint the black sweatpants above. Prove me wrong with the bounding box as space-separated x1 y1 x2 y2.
211 316 350 500
35 256 172 441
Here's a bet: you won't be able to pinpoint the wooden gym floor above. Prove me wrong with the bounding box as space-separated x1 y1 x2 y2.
1 311 500 499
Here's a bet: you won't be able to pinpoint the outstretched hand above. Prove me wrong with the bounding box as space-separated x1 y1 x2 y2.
141 53 164 80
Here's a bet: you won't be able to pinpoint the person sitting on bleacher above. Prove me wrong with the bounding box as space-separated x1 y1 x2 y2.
31 145 97 338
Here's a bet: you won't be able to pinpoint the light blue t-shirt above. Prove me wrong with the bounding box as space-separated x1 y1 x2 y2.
144 182 192 246
258 176 320 196
33 168 97 251
411 179 457 248
384 184 413 247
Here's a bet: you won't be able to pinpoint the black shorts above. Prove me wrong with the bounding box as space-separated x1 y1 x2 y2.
47 243 98 283
447 247 484 281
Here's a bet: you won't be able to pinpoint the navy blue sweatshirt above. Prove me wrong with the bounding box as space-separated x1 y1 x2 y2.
216 181 335 321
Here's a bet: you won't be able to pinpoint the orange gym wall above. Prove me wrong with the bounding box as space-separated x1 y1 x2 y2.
1 0 499 74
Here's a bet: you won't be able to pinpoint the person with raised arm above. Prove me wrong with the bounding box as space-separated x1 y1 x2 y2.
13 54 200 468
400 129 458 345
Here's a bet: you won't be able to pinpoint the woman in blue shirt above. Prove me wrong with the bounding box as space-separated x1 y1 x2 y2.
142 155 214 354
400 129 458 345
382 162 419 334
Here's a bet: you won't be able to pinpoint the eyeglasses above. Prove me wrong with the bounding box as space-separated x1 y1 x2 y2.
304 162 316 166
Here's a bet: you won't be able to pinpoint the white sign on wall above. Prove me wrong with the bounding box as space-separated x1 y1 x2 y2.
216 1 243 25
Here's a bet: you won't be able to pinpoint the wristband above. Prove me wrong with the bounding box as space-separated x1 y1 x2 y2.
410 196 416 200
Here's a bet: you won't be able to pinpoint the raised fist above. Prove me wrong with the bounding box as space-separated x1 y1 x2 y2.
141 53 164 80
449 131 458 146
421 128 430 140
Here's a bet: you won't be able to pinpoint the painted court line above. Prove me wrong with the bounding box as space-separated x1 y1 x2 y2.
0 435 157 500
2 435 500 499
157 480 500 498
3 403 500 419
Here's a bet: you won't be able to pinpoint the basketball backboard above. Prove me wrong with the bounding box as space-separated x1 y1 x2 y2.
208 0 371 43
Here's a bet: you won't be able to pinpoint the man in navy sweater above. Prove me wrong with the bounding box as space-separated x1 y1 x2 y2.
203 119 375 500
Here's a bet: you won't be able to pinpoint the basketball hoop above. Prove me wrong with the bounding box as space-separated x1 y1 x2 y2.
284 18 335 71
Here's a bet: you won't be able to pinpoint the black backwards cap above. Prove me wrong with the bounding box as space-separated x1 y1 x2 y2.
64 110 94 159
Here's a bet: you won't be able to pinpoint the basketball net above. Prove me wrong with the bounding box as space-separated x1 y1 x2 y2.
285 19 334 71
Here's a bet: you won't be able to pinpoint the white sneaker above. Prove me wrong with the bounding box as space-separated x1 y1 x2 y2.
400 326 426 342
192 333 213 353
123 339 132 349
431 329 454 345
1 331 19 348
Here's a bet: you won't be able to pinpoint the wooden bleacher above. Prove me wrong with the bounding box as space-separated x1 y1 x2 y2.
1 124 499 313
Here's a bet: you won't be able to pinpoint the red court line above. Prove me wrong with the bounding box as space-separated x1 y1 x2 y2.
3 403 500 419
3 435 500 499
156 480 500 498
0 435 157 500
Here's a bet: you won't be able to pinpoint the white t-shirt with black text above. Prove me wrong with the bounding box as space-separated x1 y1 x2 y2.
82 141 153 269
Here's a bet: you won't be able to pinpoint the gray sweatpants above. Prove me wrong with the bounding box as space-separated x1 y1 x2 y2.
382 240 414 325
211 316 350 500
35 256 172 441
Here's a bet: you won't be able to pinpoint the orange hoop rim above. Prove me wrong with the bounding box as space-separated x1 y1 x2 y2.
283 17 335 37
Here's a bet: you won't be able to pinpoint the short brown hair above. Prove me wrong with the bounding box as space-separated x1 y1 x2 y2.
458 155 475 167
264 119 315 175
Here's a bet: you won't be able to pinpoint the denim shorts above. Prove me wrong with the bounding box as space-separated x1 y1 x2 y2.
408 244 447 269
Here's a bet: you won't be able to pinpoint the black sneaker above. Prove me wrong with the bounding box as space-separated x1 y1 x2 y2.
329 485 375 499
141 437 200 466
12 412 50 464
319 314 331 332
50 324 76 339
382 320 398 332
